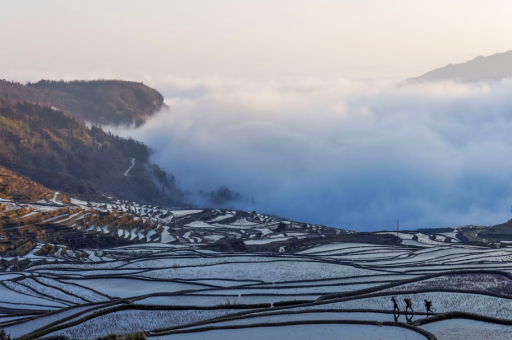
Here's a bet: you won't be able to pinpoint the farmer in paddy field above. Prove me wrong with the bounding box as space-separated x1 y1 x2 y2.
424 299 433 315
391 296 400 312
404 298 413 313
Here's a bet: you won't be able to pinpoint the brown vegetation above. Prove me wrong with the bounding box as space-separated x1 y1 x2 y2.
0 165 50 200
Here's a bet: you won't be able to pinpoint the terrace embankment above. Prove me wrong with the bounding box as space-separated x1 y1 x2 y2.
0 166 50 201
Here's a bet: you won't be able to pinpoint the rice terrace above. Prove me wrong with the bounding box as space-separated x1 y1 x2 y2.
3 1 512 339
2 191 512 340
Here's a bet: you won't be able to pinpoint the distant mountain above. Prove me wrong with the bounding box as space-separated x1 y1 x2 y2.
407 50 512 83
0 79 167 125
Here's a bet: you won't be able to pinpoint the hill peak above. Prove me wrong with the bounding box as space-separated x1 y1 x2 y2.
0 79 167 125
407 50 512 83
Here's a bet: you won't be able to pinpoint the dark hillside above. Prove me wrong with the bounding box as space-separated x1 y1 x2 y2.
478 220 512 241
0 98 182 204
0 79 166 125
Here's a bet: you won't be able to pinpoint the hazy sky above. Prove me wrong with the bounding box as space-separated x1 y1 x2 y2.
2 0 512 82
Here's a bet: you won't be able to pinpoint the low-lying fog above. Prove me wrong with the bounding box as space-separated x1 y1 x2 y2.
111 77 512 231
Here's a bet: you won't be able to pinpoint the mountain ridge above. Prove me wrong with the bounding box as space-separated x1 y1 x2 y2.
0 79 167 125
407 50 512 83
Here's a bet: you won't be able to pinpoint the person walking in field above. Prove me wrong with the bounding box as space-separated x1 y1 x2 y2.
391 296 400 312
424 299 432 315
404 298 413 313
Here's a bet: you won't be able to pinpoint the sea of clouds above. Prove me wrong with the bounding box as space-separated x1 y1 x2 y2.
112 76 512 231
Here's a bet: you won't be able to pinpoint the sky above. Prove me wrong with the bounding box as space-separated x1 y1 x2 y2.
1 0 512 82
2 1 512 231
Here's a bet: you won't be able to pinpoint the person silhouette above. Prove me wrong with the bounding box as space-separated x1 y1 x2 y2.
391 296 400 312
404 298 413 313
424 299 432 316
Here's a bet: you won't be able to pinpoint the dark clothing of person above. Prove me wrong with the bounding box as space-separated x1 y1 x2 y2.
424 300 432 315
404 298 413 313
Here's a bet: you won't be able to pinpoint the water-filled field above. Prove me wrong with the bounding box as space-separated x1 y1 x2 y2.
2 196 512 340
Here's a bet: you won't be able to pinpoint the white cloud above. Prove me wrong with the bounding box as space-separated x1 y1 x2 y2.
111 77 512 231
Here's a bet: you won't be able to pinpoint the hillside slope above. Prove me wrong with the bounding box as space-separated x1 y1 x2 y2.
0 79 167 125
407 50 512 83
0 165 50 200
0 98 182 205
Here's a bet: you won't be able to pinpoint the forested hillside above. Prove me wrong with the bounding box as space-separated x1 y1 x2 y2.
0 98 182 204
0 79 166 125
